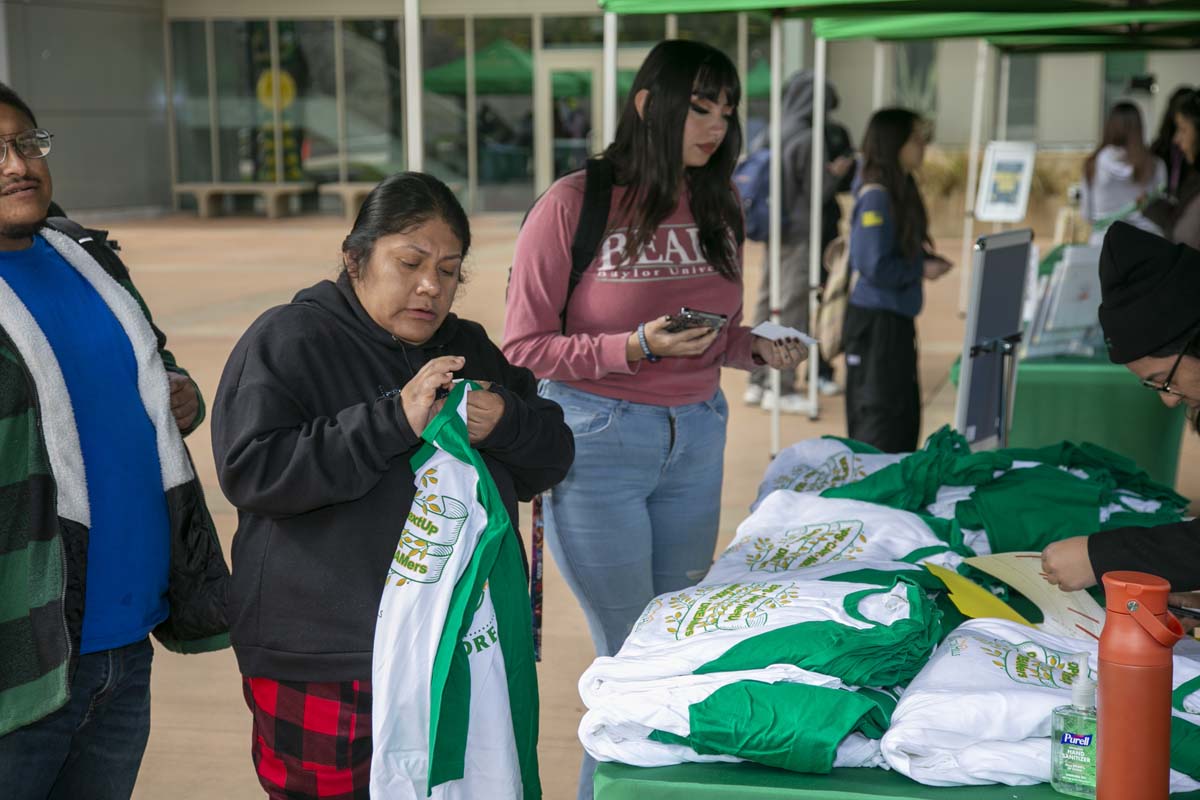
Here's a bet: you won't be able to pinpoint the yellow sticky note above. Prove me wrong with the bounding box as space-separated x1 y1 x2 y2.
924 562 1034 627
862 210 884 228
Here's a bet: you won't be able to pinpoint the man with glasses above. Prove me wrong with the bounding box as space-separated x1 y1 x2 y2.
0 83 229 799
1042 221 1200 593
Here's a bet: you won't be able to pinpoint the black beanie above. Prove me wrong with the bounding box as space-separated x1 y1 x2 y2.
1098 221 1200 364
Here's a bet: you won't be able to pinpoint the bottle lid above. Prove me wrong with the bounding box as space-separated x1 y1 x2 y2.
1071 654 1095 709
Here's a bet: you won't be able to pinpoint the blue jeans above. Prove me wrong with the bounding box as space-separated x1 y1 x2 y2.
0 637 154 800
539 381 728 800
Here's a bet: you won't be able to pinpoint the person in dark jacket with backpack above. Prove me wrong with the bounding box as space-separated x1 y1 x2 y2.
844 108 952 453
741 70 853 412
0 82 229 800
212 172 573 798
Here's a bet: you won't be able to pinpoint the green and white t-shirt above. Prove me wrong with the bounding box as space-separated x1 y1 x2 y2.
371 383 539 800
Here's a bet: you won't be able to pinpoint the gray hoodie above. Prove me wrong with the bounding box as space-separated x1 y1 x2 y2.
750 69 841 243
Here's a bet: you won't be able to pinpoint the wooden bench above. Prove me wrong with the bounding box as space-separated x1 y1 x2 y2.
174 182 316 219
318 181 379 221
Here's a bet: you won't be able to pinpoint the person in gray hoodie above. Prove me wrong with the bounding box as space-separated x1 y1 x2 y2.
743 69 854 413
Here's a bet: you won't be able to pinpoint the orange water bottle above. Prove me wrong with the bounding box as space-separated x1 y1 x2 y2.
1097 571 1184 800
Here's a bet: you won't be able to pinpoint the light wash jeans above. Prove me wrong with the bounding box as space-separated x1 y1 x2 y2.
538 380 728 800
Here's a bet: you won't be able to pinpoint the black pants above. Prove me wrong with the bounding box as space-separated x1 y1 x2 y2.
843 304 920 453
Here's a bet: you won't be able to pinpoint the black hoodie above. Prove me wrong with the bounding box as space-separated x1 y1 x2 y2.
212 274 573 680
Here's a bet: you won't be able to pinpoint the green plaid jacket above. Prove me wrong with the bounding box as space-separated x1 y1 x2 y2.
0 219 229 736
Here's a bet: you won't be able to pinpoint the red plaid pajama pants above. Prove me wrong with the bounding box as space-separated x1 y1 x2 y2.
243 676 373 799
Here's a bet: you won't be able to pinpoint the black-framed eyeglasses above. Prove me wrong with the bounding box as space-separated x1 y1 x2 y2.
0 129 52 163
1141 328 1200 398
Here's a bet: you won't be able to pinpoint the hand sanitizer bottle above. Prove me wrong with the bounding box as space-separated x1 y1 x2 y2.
1052 657 1097 798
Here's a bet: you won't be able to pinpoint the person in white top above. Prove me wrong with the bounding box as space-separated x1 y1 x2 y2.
1080 102 1167 242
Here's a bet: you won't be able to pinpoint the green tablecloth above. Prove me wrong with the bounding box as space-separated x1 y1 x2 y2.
949 243 1186 486
1006 355 1186 486
595 762 1200 799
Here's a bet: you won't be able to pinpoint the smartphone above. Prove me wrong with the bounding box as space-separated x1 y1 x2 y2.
664 307 728 334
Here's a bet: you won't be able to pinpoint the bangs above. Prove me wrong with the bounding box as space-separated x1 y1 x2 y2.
693 58 741 109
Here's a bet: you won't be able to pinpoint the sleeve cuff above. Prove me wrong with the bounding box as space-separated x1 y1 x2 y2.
477 386 520 451
723 328 759 371
600 332 641 376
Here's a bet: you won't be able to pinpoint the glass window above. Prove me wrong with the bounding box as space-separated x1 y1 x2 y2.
213 20 272 182
894 41 937 119
169 21 211 182
1006 54 1038 141
619 14 664 45
1103 52 1149 128
746 13 771 149
543 16 603 48
344 19 404 182
422 18 468 199
677 13 737 62
278 20 338 183
474 17 534 212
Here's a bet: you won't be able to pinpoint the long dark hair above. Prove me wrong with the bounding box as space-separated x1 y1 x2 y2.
1085 102 1156 185
603 39 743 280
1176 92 1200 162
342 172 471 279
1151 86 1194 163
860 108 930 262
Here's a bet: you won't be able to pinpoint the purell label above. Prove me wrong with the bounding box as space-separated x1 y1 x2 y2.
1060 732 1093 747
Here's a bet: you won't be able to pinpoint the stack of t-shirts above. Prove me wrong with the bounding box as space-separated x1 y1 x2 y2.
881 618 1200 793
706 492 964 585
579 577 940 773
752 436 903 511
822 427 1188 556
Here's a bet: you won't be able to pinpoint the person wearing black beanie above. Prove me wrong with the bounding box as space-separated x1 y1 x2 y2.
1042 221 1200 594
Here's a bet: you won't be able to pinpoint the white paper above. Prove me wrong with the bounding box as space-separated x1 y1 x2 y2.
964 551 1105 641
750 321 818 345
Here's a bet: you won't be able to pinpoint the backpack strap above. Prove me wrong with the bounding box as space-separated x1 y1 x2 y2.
561 157 615 332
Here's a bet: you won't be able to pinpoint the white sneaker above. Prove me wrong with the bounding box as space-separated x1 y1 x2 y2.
760 390 809 414
818 378 843 397
742 384 765 406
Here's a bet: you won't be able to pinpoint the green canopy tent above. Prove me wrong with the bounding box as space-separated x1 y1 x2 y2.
423 38 590 97
598 0 1200 449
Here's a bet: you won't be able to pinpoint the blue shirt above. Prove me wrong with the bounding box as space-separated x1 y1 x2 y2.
0 236 169 653
848 186 925 318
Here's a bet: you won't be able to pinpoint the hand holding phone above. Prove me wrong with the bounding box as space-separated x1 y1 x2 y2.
663 307 728 333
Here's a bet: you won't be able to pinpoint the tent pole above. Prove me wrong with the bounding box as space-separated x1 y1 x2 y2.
958 39 989 316
872 41 887 109
602 12 617 148
807 35 826 422
404 0 423 172
997 52 1011 139
769 11 783 456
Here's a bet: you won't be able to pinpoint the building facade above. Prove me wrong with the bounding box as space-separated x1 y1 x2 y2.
1 0 1195 214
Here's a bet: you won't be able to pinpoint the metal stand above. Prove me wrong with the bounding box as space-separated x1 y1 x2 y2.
969 332 1023 449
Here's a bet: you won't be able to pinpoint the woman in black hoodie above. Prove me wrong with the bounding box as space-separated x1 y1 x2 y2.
211 172 573 798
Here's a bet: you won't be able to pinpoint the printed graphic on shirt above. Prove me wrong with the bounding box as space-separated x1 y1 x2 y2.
389 466 469 585
595 223 732 283
769 453 868 495
951 634 1092 689
634 582 802 640
861 210 884 228
733 520 868 573
462 585 499 657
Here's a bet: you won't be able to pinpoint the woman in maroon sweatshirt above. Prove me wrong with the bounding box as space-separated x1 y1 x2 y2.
504 40 807 800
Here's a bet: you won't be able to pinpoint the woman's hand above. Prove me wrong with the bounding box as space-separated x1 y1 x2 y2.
466 388 506 444
751 336 809 370
401 355 463 436
627 316 720 361
1041 536 1098 592
923 256 952 281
